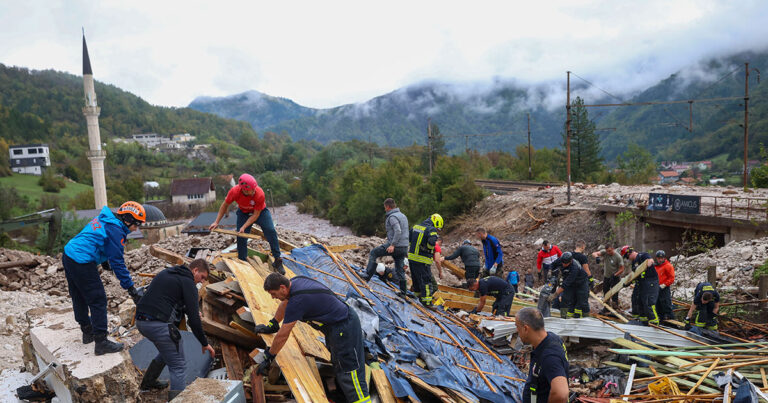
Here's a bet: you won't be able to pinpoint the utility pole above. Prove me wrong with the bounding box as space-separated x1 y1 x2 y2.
427 118 433 176
527 113 532 180
688 100 693 132
744 62 750 190
465 135 469 154
566 71 572 203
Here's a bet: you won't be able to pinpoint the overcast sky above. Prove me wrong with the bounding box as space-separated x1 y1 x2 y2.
1 0 768 109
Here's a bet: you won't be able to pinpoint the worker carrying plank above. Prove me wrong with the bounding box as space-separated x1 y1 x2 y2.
685 281 720 334
62 201 146 355
622 246 660 325
444 239 482 281
653 250 676 321
546 252 590 318
135 259 215 400
254 273 371 403
467 276 516 316
408 214 442 306
516 307 569 403
209 173 284 273
362 198 409 293
591 243 625 311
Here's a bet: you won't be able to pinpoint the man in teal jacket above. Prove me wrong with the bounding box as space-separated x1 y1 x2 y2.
63 201 146 355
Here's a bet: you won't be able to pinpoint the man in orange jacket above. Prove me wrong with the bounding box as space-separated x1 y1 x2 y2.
654 250 675 321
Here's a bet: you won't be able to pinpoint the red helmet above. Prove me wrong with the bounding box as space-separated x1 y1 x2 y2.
238 173 257 190
620 245 632 258
117 201 146 224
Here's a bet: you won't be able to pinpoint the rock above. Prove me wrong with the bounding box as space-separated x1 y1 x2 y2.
533 238 544 248
117 300 136 327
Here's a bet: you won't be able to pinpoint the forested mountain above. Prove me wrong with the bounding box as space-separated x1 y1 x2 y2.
190 81 569 153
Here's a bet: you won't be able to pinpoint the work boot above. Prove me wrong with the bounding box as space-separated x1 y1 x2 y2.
272 257 285 275
140 359 169 390
94 333 124 355
81 324 94 344
168 390 182 401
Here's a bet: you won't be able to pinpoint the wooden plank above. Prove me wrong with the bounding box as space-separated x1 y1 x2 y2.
220 341 244 381
438 284 475 297
603 260 648 303
214 227 299 252
326 244 359 252
201 317 261 349
687 358 720 396
442 300 493 313
306 357 323 389
397 366 456 402
149 245 191 265
589 291 629 323
250 369 266 403
441 260 465 278
0 259 36 269
370 365 398 403
225 258 329 403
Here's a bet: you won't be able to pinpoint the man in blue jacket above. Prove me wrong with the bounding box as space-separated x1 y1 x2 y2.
476 228 503 278
63 201 146 355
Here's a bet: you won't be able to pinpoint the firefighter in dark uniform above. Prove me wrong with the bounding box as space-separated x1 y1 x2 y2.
467 276 516 316
546 252 590 318
622 246 659 325
516 307 569 403
407 214 443 306
254 273 370 403
373 263 402 286
685 281 720 334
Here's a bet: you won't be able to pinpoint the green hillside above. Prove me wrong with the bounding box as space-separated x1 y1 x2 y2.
0 173 92 206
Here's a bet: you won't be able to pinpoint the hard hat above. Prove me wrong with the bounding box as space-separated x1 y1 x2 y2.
430 213 444 229
376 263 386 276
463 239 471 245
620 245 632 258
117 201 146 224
561 252 573 264
655 250 666 258
238 173 258 190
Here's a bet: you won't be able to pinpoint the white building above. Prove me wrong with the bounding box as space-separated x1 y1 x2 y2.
9 144 51 175
170 178 216 208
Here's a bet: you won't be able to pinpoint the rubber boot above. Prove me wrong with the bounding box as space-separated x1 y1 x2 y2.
94 333 124 355
272 257 285 275
140 359 169 390
81 324 94 344
168 390 182 401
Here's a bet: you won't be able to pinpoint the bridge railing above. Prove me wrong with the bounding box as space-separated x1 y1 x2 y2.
621 193 768 221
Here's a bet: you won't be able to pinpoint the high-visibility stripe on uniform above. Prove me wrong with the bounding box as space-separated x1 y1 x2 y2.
350 369 369 402
408 225 434 264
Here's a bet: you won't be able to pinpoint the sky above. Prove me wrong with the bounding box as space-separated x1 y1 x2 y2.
1 0 768 109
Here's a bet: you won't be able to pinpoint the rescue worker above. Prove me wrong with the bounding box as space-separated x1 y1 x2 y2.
444 239 482 281
507 268 520 294
209 173 284 273
408 214 442 306
254 273 370 403
516 307 569 403
654 250 676 321
546 252 590 318
591 243 625 310
363 198 408 293
135 259 215 400
536 241 562 281
62 201 146 355
685 281 720 333
622 246 659 325
476 228 503 278
467 276 516 316
572 240 594 288
373 263 401 286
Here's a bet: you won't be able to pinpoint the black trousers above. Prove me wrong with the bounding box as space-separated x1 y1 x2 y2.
603 275 620 305
656 286 674 320
561 284 590 318
492 292 515 316
539 264 551 281
365 245 407 291
693 302 718 330
324 310 370 403
464 265 480 281
637 282 660 325
409 261 436 305
62 254 108 334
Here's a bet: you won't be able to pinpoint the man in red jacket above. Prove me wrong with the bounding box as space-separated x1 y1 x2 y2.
536 241 562 282
654 250 675 321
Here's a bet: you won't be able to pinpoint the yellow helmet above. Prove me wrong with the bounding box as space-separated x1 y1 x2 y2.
430 213 444 229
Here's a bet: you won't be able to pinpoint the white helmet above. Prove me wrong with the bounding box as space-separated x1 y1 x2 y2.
376 263 386 276
402 258 409 269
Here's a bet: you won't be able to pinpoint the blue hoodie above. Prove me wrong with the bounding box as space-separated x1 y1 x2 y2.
481 234 503 269
64 206 134 289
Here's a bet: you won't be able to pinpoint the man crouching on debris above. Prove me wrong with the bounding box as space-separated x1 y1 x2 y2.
516 307 569 403
135 258 214 400
62 201 146 356
685 281 720 334
546 252 590 318
255 273 371 403
467 276 515 316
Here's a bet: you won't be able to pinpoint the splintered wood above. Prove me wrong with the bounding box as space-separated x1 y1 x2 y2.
224 257 329 403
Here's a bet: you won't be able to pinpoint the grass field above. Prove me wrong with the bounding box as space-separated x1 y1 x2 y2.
0 173 93 206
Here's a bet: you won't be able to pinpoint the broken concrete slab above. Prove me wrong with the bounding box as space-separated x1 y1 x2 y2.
21 307 140 403
170 378 245 402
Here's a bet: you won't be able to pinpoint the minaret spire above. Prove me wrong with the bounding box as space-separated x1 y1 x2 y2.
82 30 108 209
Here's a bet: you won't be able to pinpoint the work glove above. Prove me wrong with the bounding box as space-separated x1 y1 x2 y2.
595 256 602 264
659 284 666 289
253 318 280 334
101 262 112 271
547 294 557 303
127 286 144 305
469 308 478 315
254 350 276 376
490 264 497 275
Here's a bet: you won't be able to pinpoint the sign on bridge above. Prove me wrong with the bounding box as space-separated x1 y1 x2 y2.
648 193 701 214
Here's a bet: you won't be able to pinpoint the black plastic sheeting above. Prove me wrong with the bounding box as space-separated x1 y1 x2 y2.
285 245 525 402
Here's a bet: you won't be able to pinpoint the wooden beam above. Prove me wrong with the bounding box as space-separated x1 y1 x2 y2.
589 291 629 323
396 366 456 402
602 260 648 304
213 227 299 252
370 364 399 403
149 245 191 265
201 317 260 349
220 341 244 381
441 260 465 278
250 370 266 403
0 259 36 269
687 358 720 396
326 244 359 253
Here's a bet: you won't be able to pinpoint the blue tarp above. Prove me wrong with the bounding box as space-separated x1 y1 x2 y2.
286 245 525 402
